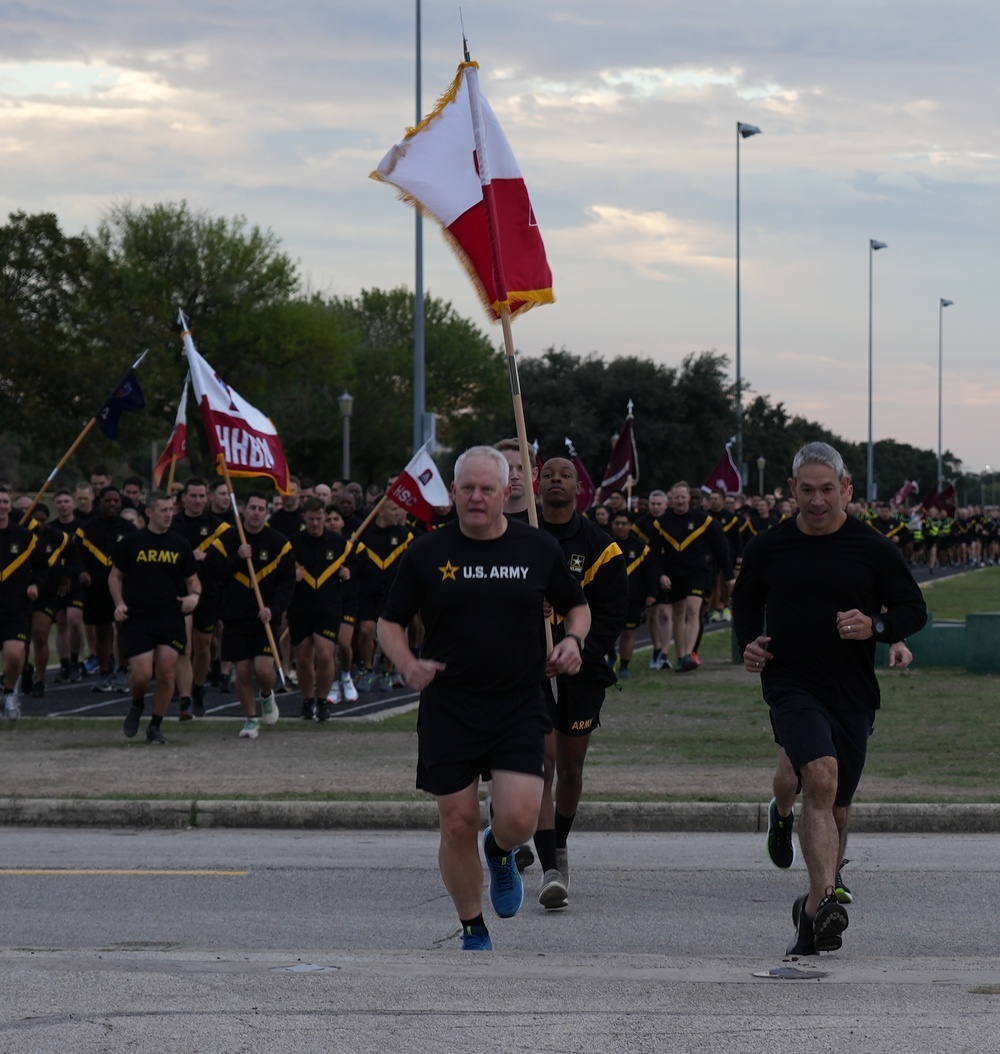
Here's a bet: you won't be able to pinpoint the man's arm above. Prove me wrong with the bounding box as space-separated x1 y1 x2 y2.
180 573 202 615
377 617 445 690
548 601 591 677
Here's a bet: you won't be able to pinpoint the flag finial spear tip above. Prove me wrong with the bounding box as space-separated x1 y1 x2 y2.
460 9 470 62
627 398 635 417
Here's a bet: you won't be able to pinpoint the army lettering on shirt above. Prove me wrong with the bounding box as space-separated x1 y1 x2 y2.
112 528 197 614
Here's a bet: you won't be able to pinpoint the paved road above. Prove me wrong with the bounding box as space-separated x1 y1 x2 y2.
0 829 997 1053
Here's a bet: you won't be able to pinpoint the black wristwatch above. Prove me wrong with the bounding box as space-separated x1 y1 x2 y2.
871 615 886 639
566 633 585 654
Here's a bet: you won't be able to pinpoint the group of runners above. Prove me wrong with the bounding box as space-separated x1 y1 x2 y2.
1 439 930 957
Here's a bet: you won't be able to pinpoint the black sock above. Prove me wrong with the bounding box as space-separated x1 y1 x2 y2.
620 659 629 671
60 659 70 674
131 698 145 710
70 652 79 665
652 648 661 662
460 913 487 931
554 809 575 849
192 684 204 706
150 714 163 728
484 829 509 860
533 828 557 872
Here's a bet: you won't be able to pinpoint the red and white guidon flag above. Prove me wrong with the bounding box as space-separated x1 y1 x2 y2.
386 443 450 524
373 61 553 321
152 374 189 487
180 313 291 494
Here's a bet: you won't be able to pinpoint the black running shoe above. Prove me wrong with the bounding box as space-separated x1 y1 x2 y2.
315 699 329 722
786 894 815 956
835 859 854 904
31 681 45 699
146 724 168 745
178 697 194 721
123 705 144 738
766 798 795 868
514 844 535 872
301 698 315 721
813 892 849 951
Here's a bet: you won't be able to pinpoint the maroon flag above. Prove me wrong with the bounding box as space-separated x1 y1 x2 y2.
920 482 956 517
565 438 596 513
890 480 918 509
702 442 742 496
597 412 638 504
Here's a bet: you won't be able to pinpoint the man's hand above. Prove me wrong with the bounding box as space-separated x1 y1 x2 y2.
403 657 446 691
889 641 913 667
546 637 582 677
114 602 128 623
258 606 273 623
743 634 773 673
836 609 873 641
179 594 200 615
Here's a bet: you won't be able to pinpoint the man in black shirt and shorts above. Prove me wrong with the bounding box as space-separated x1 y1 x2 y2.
110 492 201 744
378 446 589 952
734 442 926 955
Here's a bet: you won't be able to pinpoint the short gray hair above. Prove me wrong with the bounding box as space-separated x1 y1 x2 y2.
454 446 510 487
791 442 846 481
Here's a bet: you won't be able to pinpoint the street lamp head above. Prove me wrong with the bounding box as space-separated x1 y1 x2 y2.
940 298 954 308
338 390 354 418
756 456 766 470
738 122 762 138
870 239 887 251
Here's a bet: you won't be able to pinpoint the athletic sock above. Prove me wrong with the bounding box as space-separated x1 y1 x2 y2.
484 829 509 860
460 913 487 931
192 683 205 706
150 714 163 728
554 809 576 849
131 698 145 710
59 659 70 675
651 648 661 663
533 828 557 872
70 652 79 666
619 659 629 671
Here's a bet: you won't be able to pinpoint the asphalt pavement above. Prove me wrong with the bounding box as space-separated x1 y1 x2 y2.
0 829 997 1054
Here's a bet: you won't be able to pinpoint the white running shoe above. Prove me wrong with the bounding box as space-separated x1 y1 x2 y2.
5 691 21 721
538 869 569 909
239 718 260 739
340 673 359 703
326 682 342 705
259 691 280 726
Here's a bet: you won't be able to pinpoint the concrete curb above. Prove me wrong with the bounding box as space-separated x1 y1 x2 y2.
3 798 1000 833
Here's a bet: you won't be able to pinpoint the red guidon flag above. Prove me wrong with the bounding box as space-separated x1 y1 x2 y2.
702 442 742 496
565 438 597 513
180 313 291 494
373 61 553 321
386 443 450 524
152 374 189 487
597 415 639 505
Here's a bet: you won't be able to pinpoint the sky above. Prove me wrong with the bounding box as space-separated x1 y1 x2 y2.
2 1 999 478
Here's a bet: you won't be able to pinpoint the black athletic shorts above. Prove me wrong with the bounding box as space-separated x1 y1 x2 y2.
543 676 608 737
288 608 341 647
340 578 360 623
0 613 28 644
221 617 277 663
358 585 387 623
121 609 187 658
624 600 645 631
192 592 220 636
83 587 115 627
416 694 549 797
765 685 874 808
32 594 59 621
665 569 711 604
58 590 85 614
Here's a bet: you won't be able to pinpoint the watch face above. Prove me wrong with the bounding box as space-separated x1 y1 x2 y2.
874 617 885 635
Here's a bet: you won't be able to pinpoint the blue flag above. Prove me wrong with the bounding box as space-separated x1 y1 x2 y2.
97 368 145 440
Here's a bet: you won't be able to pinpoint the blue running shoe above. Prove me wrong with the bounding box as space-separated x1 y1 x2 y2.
460 924 493 951
483 827 523 919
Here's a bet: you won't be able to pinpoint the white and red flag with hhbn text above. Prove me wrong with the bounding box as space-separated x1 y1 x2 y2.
179 311 291 494
373 62 553 322
386 443 450 524
152 374 189 487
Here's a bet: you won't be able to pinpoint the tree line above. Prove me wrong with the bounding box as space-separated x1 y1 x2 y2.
0 202 972 501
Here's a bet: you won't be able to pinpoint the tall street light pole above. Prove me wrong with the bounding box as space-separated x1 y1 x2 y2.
937 297 954 484
412 0 427 455
338 391 354 480
867 238 887 502
735 121 761 482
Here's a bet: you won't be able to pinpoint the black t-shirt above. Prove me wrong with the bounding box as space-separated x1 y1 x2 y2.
112 527 197 614
732 516 927 713
382 519 586 708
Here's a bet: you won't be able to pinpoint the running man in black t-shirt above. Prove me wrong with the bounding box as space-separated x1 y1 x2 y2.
110 492 200 744
733 443 926 956
378 446 589 952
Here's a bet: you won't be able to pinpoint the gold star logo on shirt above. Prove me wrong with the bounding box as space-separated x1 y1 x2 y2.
439 560 459 581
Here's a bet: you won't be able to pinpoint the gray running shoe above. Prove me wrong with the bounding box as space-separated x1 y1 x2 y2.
538 869 569 910
555 846 570 890
4 691 21 721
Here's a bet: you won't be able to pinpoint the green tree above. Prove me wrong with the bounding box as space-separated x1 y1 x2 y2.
325 288 509 485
